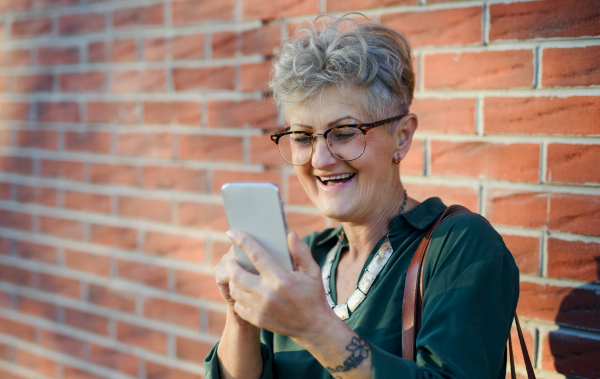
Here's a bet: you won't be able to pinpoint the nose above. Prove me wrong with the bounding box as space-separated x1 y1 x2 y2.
311 136 338 168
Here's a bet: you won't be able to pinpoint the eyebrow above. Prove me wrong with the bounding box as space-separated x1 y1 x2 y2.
290 116 362 130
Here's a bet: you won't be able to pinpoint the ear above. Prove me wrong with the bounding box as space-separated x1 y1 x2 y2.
394 113 418 160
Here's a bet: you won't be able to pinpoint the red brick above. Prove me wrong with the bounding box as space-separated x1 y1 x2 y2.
63 366 105 379
173 66 236 91
0 288 9 306
55 165 90 195
241 60 271 92
507 324 535 367
0 316 34 341
18 296 57 320
89 163 140 186
65 249 110 276
172 0 234 25
404 183 479 212
212 31 237 59
37 46 79 65
90 344 139 377
0 368 24 379
60 72 106 92
144 37 169 61
328 0 417 12
16 241 57 263
172 34 205 60
382 7 481 47
86 101 137 124
0 157 33 175
208 98 278 129
117 321 167 354
16 185 57 206
547 144 600 185
541 330 600 378
88 39 137 63
40 216 82 240
12 74 53 93
243 0 319 20
0 102 29 121
16 129 56 149
241 23 281 56
118 196 171 223
178 135 243 162
90 224 137 250
143 101 201 125
176 336 213 364
117 260 168 290
0 49 31 67
65 307 109 335
146 361 203 379
287 174 313 206
38 102 79 123
500 234 539 275
113 4 164 29
143 166 207 192
0 183 10 199
210 240 231 267
59 12 105 35
518 282 600 330
0 264 33 287
174 270 223 302
177 202 227 230
38 273 81 299
64 131 111 154
144 232 204 262
143 298 200 329
543 46 600 87
250 134 284 166
111 70 166 93
287 212 326 237
402 138 424 176
39 330 85 358
88 284 135 313
424 50 534 89
211 170 282 194
547 239 600 282
30 0 78 10
430 141 540 182
549 193 600 236
490 0 600 41
116 132 172 158
410 98 476 133
0 210 32 231
15 348 58 378
0 0 29 12
207 309 226 336
11 17 52 37
486 189 549 229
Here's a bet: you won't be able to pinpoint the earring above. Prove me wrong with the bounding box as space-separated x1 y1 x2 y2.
392 154 401 164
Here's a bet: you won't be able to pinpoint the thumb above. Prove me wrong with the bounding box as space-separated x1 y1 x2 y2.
287 231 319 275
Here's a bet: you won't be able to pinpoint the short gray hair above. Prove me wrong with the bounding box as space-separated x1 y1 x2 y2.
270 15 415 119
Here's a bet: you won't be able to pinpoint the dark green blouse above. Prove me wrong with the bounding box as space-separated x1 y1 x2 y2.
204 198 520 379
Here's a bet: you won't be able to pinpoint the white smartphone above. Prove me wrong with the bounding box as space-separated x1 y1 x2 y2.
221 182 292 274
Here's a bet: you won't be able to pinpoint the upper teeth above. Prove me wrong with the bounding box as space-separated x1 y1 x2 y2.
320 173 353 181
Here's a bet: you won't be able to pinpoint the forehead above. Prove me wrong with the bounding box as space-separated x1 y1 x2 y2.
283 86 372 127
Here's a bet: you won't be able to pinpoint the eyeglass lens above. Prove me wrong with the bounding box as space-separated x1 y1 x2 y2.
278 128 366 165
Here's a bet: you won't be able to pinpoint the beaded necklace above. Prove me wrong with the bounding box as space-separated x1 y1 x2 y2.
322 190 407 320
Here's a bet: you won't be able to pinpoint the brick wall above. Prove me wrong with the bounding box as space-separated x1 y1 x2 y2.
0 0 598 378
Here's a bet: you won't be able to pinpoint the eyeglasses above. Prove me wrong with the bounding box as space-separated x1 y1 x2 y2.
270 115 405 166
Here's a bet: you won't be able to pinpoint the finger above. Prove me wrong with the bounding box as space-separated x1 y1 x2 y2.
226 230 285 278
225 258 262 294
287 230 320 276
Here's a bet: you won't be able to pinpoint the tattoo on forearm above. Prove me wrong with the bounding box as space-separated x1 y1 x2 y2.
326 336 370 374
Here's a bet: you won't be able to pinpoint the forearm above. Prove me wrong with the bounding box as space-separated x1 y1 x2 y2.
217 309 263 379
295 318 372 379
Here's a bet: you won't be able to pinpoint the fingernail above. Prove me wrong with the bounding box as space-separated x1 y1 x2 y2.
226 230 237 239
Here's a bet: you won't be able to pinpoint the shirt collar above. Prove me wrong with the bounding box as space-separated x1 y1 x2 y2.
314 197 447 246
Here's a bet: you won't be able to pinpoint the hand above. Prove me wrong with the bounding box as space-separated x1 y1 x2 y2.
225 230 334 342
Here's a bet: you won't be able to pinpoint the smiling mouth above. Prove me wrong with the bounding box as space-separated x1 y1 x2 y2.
317 173 355 186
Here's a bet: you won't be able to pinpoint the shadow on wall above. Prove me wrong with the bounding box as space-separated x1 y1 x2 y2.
549 257 600 379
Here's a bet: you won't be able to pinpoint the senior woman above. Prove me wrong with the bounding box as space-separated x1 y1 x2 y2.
204 15 519 379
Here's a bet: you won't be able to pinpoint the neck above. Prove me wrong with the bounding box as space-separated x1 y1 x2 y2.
341 186 407 259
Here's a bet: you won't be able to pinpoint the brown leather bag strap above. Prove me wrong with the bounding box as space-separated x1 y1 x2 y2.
401 204 468 360
401 205 537 378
